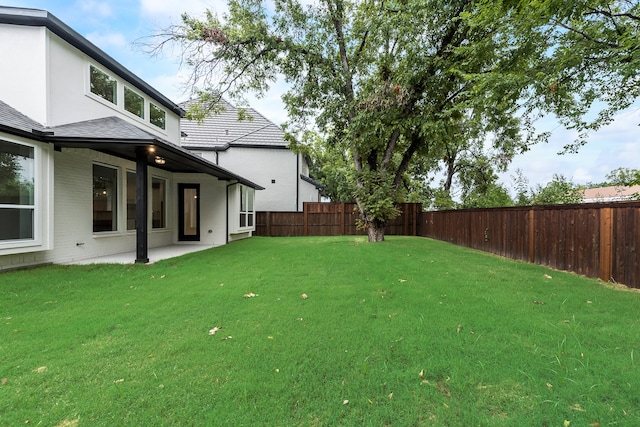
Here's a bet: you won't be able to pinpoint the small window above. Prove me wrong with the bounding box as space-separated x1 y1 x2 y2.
152 177 166 229
126 171 136 231
124 87 144 119
89 65 117 104
0 140 35 241
150 103 166 130
93 164 118 232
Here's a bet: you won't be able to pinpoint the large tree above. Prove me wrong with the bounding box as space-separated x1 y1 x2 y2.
147 0 617 241
522 0 640 152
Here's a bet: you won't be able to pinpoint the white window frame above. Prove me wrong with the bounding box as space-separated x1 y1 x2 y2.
88 64 117 105
124 86 145 120
229 184 255 233
0 136 53 255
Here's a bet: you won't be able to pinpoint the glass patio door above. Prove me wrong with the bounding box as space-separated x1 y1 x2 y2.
178 184 200 241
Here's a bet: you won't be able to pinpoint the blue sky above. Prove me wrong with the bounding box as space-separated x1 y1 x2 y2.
4 0 640 192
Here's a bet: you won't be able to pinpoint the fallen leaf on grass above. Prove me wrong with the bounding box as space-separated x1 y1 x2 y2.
419 370 428 383
457 324 462 333
343 400 349 405
209 326 222 335
546 382 553 389
532 300 546 305
544 274 553 279
398 279 407 283
1 378 7 385
586 300 593 304
589 422 601 427
222 336 233 341
570 403 585 412
33 366 47 374
114 379 124 384
243 292 258 298
55 419 79 427
301 293 308 299
563 420 570 427
388 392 393 399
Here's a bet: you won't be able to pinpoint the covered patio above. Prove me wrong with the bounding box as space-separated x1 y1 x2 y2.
65 244 214 265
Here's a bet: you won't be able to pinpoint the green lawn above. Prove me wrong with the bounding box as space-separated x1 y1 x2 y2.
1 236 639 426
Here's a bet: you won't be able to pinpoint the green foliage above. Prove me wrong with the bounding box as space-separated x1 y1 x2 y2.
149 0 554 239
505 0 640 151
0 153 33 204
2 237 640 425
605 167 640 187
531 174 584 205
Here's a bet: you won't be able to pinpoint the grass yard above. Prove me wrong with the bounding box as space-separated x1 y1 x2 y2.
1 236 640 426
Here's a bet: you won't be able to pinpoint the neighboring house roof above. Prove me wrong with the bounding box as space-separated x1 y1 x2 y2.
180 98 288 150
0 6 184 117
583 185 640 202
0 100 263 189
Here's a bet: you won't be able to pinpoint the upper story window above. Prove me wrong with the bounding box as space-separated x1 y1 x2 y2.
150 103 166 130
0 140 35 241
89 65 117 105
124 87 144 119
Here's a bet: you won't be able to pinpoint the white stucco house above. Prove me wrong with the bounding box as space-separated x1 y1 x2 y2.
180 99 323 212
0 6 262 270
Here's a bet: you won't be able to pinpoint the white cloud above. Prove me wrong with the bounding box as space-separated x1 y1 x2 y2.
85 31 127 49
78 0 112 18
140 0 227 23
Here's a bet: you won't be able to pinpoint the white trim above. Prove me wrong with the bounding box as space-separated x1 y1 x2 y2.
0 135 53 255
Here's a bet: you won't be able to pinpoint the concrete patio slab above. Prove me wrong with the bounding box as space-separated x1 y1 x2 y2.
66 245 214 265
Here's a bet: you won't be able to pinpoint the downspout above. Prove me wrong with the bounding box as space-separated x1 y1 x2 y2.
225 180 237 244
296 153 300 211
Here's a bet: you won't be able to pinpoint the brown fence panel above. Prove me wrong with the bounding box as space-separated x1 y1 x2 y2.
612 205 640 286
255 211 304 237
420 202 640 288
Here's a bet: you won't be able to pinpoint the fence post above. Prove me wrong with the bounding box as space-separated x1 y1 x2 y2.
340 203 346 235
599 207 613 282
266 211 271 237
303 202 309 236
528 209 535 263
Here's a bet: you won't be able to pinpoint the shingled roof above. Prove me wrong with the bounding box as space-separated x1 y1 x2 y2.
0 100 263 189
180 98 288 150
0 99 45 136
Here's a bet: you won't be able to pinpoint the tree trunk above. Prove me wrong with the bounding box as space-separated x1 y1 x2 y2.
367 223 385 242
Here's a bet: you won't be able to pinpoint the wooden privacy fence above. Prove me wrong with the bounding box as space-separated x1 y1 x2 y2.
255 202 422 237
255 201 640 288
418 202 640 289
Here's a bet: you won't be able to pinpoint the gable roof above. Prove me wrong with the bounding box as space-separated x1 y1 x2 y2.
0 6 184 118
0 100 263 189
180 98 288 150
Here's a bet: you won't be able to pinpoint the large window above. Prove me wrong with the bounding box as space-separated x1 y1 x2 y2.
152 177 166 229
93 164 118 232
126 171 136 231
89 65 117 105
124 87 144 119
239 185 254 228
149 103 166 130
0 140 35 241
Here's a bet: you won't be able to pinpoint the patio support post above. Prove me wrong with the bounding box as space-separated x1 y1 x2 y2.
135 148 149 263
